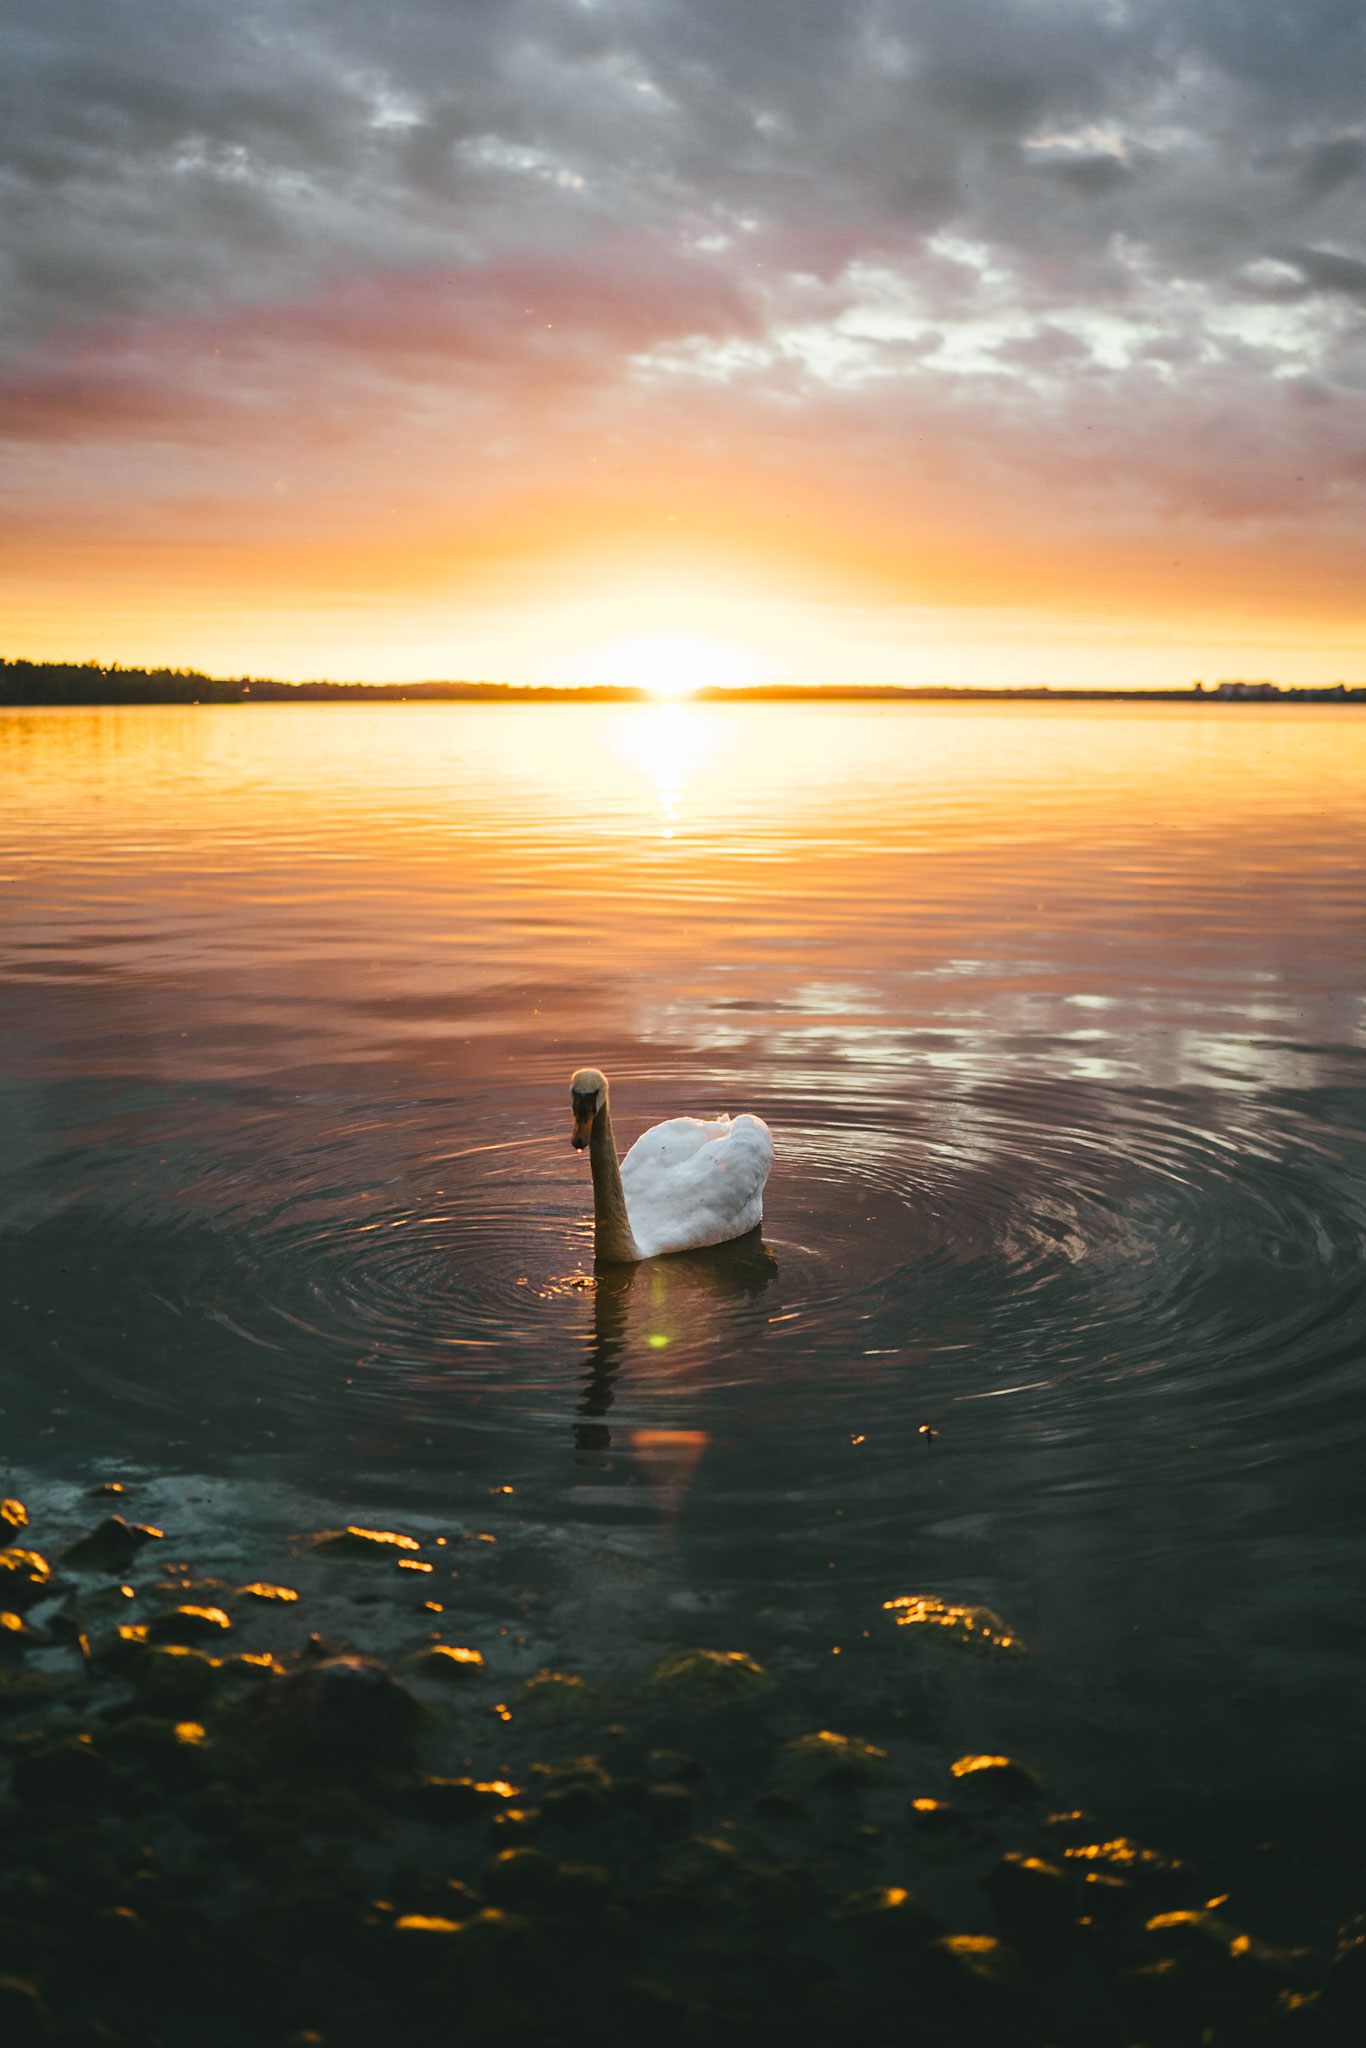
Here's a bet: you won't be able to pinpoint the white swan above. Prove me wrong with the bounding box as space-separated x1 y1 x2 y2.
570 1067 774 1263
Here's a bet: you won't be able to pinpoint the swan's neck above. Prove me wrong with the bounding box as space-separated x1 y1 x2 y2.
590 1100 641 1263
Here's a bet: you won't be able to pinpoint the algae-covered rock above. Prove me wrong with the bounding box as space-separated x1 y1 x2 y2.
146 1604 232 1645
408 1643 486 1683
1043 1807 1097 1840
781 1730 892 1787
0 1611 43 1657
1125 1909 1300 2030
1324 1933 1366 2023
237 1582 299 1604
908 1797 967 1837
544 1862 611 1915
882 1595 1027 1656
922 1932 1025 2001
1145 1908 1241 1949
392 1909 466 1936
411 1774 521 1825
948 1753 1044 1802
831 1886 939 1951
0 1501 28 1542
981 1852 1072 1946
639 1832 742 1916
487 1805 542 1845
532 1758 612 1830
11 1733 111 1806
132 1643 222 1711
1079 1868 1133 1924
59 1517 163 1574
648 1747 705 1784
752 1788 805 1824
0 1975 55 2045
648 1647 769 1703
516 1668 599 1720
483 1846 561 1908
1327 1941 1366 2023
103 1713 209 1767
1062 1835 1182 1882
0 1552 53 1611
307 1527 421 1559
0 1670 53 1715
641 1782 694 1831
250 1654 424 1763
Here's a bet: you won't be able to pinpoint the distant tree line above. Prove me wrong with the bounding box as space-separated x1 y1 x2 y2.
2 658 1362 706
0 659 584 705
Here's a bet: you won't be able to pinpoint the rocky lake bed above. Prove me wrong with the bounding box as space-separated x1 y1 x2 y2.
3 1487 1363 2048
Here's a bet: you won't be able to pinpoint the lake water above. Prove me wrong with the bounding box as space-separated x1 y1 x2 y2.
3 700 1364 1932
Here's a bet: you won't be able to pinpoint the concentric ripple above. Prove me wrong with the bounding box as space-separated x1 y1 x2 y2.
6 1071 1361 1485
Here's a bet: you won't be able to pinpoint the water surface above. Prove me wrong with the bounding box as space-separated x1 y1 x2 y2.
3 701 1364 1924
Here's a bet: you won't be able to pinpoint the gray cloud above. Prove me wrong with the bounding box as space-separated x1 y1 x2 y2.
3 3 1363 330
4 0 1366 571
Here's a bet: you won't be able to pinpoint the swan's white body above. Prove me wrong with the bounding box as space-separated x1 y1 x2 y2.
621 1112 774 1258
570 1068 774 1263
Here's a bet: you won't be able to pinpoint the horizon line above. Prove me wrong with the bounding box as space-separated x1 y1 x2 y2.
2 658 1363 706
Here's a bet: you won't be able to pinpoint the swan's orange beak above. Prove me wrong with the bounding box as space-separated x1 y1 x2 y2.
572 1097 595 1149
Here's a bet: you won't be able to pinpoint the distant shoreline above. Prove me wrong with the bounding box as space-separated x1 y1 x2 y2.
2 659 1362 706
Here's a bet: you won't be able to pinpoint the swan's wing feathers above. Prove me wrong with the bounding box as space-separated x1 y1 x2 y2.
621 1115 727 1177
622 1112 774 1258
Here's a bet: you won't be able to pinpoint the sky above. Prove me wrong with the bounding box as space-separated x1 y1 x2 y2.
3 0 1366 690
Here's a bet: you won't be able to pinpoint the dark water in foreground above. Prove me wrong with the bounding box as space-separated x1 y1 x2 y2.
2 701 1364 1930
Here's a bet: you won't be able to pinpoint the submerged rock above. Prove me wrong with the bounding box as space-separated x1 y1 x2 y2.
237 1581 299 1604
648 1646 770 1703
1062 1835 1182 1882
752 1788 805 1824
483 1846 560 1907
981 1852 1072 1946
0 1550 54 1610
908 1797 967 1837
1324 1932 1366 2023
922 1932 1025 2001
1078 1868 1134 1924
517 1668 600 1719
948 1753 1045 1802
532 1757 613 1829
407 1643 486 1682
641 1782 694 1831
648 1747 706 1784
59 1516 163 1574
781 1730 892 1787
882 1595 1027 1656
411 1774 521 1824
831 1886 939 1950
249 1653 424 1763
11 1733 111 1806
0 1610 44 1656
307 1526 421 1559
0 1499 28 1540
146 1604 233 1645
132 1642 223 1710
0 1975 55 2046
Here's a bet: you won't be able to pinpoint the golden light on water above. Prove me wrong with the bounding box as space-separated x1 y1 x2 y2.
610 700 719 838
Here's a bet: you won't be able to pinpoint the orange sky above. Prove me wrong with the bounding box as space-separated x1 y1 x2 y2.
3 6 1365 689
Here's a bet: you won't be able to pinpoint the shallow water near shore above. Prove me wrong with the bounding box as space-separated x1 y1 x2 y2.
3 699 1365 1939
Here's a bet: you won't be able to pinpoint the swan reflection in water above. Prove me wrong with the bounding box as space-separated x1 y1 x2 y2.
575 1225 779 1443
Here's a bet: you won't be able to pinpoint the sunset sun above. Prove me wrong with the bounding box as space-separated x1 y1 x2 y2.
555 633 777 698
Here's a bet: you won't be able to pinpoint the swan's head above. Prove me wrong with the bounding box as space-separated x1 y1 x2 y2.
570 1067 607 1149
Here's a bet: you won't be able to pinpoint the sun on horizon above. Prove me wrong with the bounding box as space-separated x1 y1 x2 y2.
548 632 781 699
